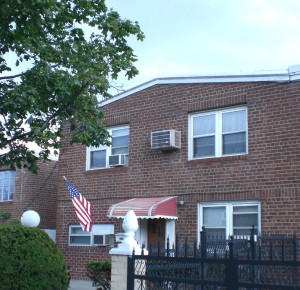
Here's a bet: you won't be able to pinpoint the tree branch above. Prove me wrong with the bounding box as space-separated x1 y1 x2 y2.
0 72 26 81
0 64 60 81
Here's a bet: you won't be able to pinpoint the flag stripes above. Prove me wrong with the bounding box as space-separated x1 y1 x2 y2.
65 178 93 232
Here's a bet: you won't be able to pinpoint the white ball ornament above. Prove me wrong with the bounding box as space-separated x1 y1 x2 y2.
21 210 40 227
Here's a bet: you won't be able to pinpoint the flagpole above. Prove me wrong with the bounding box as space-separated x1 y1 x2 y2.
63 176 67 181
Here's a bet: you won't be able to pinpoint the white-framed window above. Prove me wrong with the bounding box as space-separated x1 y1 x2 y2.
69 224 114 246
86 125 129 170
189 107 247 159
0 170 15 201
198 201 260 239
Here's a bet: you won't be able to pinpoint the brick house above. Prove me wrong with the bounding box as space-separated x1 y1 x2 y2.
57 65 300 279
0 161 58 237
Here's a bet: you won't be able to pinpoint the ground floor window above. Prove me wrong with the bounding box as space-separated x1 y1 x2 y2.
199 201 260 239
69 224 114 246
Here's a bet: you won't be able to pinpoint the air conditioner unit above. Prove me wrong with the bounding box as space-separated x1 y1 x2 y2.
151 130 181 150
109 154 128 167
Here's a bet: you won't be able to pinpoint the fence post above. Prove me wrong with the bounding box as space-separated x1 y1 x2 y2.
226 236 238 290
175 234 179 257
200 227 207 290
200 227 207 259
293 233 297 262
127 254 134 290
250 225 256 260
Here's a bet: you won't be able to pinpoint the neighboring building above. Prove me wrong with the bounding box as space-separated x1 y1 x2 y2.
57 65 300 278
0 161 58 237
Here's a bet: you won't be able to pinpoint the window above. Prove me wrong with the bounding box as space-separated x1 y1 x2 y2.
0 170 15 201
199 201 260 239
69 224 114 246
189 107 247 159
86 126 129 170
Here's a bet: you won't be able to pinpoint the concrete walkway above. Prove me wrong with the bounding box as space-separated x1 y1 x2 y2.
69 279 98 290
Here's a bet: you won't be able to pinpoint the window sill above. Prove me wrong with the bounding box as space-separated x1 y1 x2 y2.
84 166 129 176
188 154 247 166
86 166 129 171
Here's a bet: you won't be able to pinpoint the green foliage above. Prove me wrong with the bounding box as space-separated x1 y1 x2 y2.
87 260 111 289
0 211 11 225
0 225 68 290
0 0 144 172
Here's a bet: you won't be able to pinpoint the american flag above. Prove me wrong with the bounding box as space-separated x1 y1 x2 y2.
64 177 92 232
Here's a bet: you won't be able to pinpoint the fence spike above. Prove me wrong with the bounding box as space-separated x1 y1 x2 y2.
294 233 298 261
167 236 170 257
175 234 179 257
185 237 188 257
194 240 197 258
158 241 161 257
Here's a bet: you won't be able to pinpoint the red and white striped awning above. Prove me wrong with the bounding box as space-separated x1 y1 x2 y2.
107 196 177 219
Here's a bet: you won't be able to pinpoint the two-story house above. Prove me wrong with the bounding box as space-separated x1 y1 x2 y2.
56 65 300 279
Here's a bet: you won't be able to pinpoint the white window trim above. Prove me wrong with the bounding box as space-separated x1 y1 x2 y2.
0 170 15 202
198 201 261 243
86 125 129 170
69 224 114 246
188 107 248 160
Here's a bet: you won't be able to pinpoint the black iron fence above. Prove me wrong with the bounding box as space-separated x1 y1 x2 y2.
127 228 300 289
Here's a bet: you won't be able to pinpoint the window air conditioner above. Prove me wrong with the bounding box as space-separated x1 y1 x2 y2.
109 154 128 167
151 130 181 150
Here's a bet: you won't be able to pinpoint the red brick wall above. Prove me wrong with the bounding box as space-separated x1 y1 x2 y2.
57 81 300 278
0 161 58 229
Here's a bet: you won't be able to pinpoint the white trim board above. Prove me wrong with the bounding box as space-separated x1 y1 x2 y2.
100 65 300 107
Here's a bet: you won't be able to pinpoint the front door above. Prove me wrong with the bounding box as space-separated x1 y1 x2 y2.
147 218 166 248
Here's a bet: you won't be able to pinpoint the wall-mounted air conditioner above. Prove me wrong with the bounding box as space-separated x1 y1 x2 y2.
109 154 128 167
151 130 181 151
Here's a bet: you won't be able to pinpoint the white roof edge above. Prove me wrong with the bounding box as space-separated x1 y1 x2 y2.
100 65 300 107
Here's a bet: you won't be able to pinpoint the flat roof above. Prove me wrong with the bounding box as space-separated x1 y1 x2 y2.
100 64 300 106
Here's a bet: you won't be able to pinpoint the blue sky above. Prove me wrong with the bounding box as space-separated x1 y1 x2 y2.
107 0 300 90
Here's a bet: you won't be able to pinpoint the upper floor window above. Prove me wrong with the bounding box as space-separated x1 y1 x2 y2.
199 201 260 239
189 107 247 159
0 170 15 201
86 126 129 170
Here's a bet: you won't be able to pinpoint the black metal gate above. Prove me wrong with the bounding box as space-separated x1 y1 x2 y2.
127 228 300 290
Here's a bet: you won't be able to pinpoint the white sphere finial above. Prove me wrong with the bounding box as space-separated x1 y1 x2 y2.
21 210 40 227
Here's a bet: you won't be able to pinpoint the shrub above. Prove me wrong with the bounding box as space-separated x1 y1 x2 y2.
0 225 68 290
87 260 111 290
0 211 11 225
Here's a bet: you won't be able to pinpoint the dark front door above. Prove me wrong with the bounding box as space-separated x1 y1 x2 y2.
147 218 166 248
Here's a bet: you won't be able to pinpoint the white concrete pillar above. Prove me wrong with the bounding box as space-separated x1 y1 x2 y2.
110 210 148 290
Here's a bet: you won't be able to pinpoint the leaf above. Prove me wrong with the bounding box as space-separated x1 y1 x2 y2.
0 0 144 172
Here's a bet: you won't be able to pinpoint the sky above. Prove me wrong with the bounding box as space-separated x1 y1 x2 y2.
107 0 300 91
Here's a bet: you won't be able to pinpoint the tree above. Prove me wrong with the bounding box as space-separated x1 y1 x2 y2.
0 225 68 289
0 0 144 172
